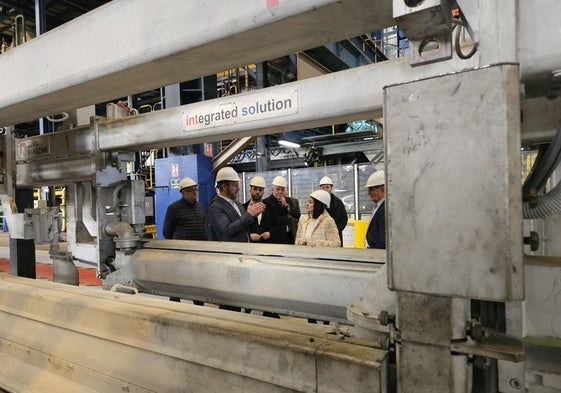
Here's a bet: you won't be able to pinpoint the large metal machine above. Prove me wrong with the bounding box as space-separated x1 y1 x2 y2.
0 0 560 392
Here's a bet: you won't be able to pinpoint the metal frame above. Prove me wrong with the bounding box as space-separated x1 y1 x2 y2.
0 1 560 392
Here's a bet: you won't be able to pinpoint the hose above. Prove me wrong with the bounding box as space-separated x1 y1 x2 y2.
523 125 561 194
46 112 69 122
452 18 477 60
523 125 561 219
523 177 561 219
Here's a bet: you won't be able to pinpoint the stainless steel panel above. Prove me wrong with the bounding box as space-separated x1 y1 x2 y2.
385 64 523 300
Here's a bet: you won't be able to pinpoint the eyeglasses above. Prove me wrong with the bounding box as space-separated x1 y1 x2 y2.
182 188 198 193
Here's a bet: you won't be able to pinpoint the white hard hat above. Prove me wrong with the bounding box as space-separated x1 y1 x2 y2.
249 176 266 188
365 170 385 188
272 176 287 188
319 176 333 186
216 167 240 183
179 177 197 191
310 189 331 207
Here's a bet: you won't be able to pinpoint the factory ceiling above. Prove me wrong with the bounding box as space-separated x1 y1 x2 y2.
0 0 109 44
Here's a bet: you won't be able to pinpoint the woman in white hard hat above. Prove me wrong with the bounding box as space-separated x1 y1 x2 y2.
295 189 340 247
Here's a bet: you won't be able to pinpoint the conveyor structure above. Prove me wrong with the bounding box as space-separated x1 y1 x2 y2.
0 1 560 392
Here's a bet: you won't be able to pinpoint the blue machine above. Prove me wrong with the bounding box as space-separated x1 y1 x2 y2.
154 155 215 239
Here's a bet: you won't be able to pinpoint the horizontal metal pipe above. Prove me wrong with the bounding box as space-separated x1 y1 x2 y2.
0 0 394 126
105 240 386 323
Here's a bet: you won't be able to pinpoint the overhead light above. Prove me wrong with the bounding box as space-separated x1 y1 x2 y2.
278 140 300 148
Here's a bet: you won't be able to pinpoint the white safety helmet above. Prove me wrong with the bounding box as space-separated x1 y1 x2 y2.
216 167 240 183
179 177 197 191
272 176 287 188
249 175 266 188
310 189 331 207
319 176 333 186
365 170 385 188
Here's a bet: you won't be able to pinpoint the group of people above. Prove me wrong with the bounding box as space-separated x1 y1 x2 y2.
162 166 385 316
163 166 386 250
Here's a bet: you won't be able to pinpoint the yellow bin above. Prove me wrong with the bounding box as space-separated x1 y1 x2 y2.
345 219 369 249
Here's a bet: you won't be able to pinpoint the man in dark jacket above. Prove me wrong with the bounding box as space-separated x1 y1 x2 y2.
261 176 300 244
365 170 386 249
162 176 207 304
319 176 348 246
163 177 207 240
243 175 271 242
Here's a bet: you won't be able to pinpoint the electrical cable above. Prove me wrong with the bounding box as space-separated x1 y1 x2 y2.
522 125 561 219
452 18 477 60
523 125 561 195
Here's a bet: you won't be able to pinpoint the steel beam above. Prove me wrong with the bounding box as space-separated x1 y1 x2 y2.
520 96 561 145
104 240 387 323
0 1 557 128
94 56 478 151
0 274 387 393
0 0 394 126
14 54 557 187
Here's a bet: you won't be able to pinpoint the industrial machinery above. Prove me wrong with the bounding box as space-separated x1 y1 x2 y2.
0 1 560 392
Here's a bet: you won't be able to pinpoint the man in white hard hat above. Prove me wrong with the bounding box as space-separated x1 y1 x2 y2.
163 177 207 241
243 175 271 242
208 167 266 242
319 176 348 247
364 170 386 249
262 175 301 244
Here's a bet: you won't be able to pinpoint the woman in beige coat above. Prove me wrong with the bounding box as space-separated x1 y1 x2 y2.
295 189 341 247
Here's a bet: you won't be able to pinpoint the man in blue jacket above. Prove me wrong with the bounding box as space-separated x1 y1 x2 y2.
365 170 386 249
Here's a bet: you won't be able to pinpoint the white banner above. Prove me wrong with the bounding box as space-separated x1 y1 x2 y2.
182 89 298 131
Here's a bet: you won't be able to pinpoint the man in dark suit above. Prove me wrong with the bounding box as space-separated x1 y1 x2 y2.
319 176 348 247
207 167 267 312
365 170 386 249
208 167 265 242
243 175 271 242
284 188 301 240
262 176 301 244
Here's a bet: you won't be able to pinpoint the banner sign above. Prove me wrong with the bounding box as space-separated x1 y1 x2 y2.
182 89 298 131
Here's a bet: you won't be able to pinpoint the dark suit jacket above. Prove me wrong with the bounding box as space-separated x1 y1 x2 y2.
243 200 267 238
328 194 348 246
286 196 301 238
207 195 254 242
366 200 386 249
261 195 300 244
